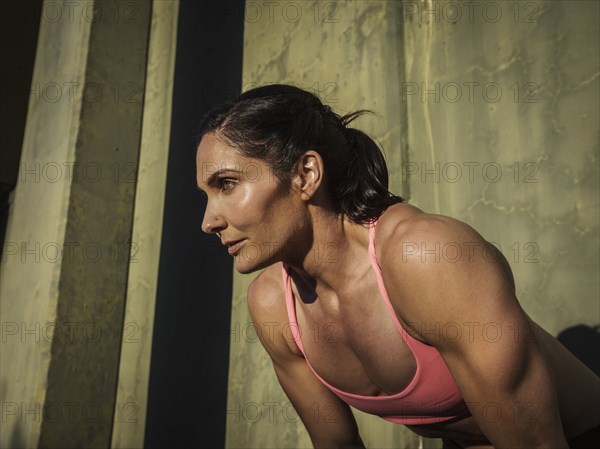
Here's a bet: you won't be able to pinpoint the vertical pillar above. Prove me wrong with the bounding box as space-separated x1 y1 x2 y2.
38 1 152 447
0 1 152 448
142 0 242 447
1 1 93 446
111 1 179 448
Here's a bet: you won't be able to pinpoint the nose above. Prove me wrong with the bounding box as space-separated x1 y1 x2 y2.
201 206 226 236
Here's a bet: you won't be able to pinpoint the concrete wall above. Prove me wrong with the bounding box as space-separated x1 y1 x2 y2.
0 1 170 447
0 4 93 446
402 0 599 335
1 1 596 448
111 1 178 448
227 1 599 448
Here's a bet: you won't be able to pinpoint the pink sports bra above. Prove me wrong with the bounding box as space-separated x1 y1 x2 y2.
280 219 471 425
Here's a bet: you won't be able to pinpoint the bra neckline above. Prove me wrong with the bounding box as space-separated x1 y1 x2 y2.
281 219 423 400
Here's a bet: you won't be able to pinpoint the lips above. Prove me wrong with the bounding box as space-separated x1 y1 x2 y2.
223 239 246 256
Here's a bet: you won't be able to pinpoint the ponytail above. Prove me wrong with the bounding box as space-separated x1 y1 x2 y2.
329 110 400 223
196 84 403 224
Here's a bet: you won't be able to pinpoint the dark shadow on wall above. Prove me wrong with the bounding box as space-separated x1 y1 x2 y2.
0 191 10 254
557 324 600 377
144 1 245 449
0 0 43 255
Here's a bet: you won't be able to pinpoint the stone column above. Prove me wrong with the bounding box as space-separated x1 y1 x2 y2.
110 1 179 448
1 1 153 447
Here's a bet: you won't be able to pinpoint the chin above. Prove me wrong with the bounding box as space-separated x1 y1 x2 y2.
234 263 258 275
232 255 261 274
233 255 275 275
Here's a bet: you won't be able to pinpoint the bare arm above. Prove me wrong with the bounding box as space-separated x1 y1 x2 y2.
381 214 569 449
247 266 365 449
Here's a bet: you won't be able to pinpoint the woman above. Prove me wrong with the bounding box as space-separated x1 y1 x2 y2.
195 84 599 448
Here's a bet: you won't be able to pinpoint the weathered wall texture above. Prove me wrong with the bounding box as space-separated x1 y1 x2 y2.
0 1 157 448
228 1 599 448
0 7 92 448
111 1 178 448
403 0 599 335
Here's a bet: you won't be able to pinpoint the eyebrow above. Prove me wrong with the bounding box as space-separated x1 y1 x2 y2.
197 168 243 191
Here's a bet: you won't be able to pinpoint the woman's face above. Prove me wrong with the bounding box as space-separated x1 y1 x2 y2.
196 133 308 273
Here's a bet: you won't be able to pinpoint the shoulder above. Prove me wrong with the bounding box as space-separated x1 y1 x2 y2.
247 263 302 359
247 263 285 311
247 263 288 329
374 203 518 342
376 203 484 250
375 202 496 273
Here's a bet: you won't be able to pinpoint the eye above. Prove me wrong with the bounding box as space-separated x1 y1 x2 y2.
220 178 237 192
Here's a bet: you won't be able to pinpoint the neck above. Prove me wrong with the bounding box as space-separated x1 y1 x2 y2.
283 208 372 297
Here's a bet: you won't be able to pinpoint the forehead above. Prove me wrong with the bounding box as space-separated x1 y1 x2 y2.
196 133 238 162
196 133 268 187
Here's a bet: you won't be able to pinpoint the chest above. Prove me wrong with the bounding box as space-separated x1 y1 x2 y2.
290 271 420 396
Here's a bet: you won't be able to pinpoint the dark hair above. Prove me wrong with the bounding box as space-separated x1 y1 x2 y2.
196 84 403 224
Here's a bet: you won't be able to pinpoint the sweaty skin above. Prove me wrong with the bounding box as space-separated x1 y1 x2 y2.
197 133 600 448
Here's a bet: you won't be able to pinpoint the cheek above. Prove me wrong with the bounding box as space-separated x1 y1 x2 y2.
229 181 285 229
254 186 302 235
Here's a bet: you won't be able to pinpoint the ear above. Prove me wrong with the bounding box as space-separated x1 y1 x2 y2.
291 151 324 201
